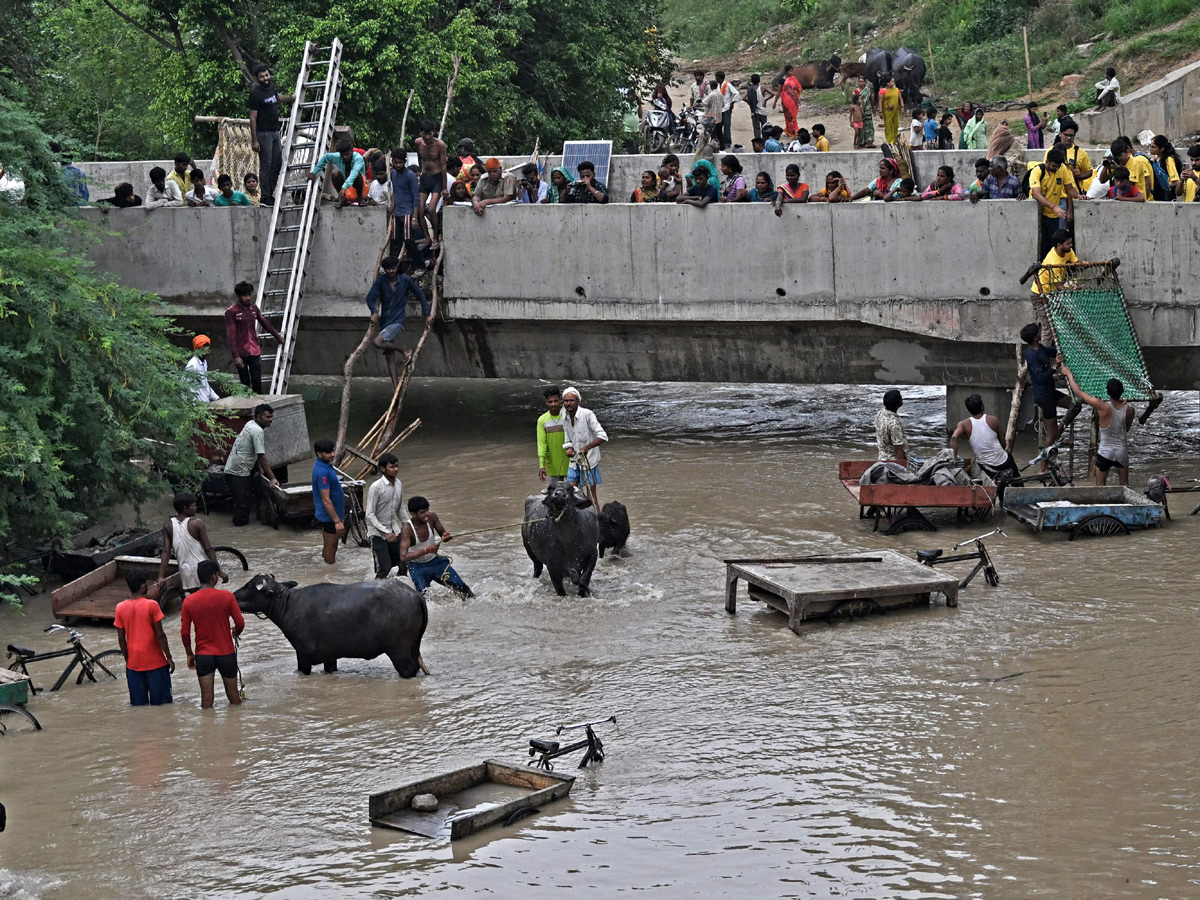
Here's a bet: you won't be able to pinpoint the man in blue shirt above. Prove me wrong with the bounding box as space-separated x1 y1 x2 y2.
971 157 1022 202
764 126 784 153
308 140 366 207
389 147 420 260
367 256 432 388
312 438 345 564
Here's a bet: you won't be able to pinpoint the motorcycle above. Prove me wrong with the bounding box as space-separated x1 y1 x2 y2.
670 107 703 154
640 97 673 154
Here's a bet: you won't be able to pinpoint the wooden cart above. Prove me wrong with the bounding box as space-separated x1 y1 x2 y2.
369 761 575 841
839 460 997 534
257 475 369 546
51 555 182 622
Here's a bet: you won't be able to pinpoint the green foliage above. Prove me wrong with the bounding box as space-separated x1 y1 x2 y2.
19 0 673 160
0 89 216 574
664 0 1200 105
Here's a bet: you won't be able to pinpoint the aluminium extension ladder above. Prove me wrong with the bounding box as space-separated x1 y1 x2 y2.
256 38 344 395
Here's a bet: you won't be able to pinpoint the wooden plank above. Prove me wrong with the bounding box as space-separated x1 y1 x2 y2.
485 761 573 791
857 482 995 509
52 560 117 613
369 763 486 819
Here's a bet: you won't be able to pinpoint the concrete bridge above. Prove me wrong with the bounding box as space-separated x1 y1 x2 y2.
81 197 1200 394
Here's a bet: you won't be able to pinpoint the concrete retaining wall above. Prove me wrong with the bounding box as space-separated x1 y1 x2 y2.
78 160 215 196
80 200 1200 387
1076 60 1200 146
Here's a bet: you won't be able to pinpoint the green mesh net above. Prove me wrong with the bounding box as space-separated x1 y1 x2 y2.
1037 264 1153 402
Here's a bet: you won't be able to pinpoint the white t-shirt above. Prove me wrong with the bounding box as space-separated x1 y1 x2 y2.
1095 77 1121 101
188 184 220 205
720 82 740 111
367 179 391 205
224 420 266 477
910 118 924 144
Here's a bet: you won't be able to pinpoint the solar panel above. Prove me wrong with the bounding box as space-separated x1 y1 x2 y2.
561 141 613 186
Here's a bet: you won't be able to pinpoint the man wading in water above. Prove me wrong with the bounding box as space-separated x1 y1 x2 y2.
1060 364 1162 486
157 491 227 596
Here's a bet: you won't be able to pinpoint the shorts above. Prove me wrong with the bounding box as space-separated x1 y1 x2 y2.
1035 390 1068 418
195 653 238 679
371 535 405 577
567 463 601 486
419 172 444 194
320 519 340 534
126 666 173 706
1095 453 1126 472
378 322 405 343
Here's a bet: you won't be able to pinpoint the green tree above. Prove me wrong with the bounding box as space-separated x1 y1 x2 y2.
0 88 218 593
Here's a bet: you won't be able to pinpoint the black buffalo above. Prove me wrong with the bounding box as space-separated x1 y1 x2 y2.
864 47 926 106
235 574 428 677
891 46 927 106
597 502 630 559
522 484 599 597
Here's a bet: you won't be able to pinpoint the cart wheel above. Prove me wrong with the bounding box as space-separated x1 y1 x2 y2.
1068 514 1130 540
826 597 882 624
159 584 185 614
214 546 249 573
0 704 41 734
259 496 279 529
886 513 937 535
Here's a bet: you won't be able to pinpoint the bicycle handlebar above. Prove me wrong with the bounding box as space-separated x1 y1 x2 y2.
556 715 617 735
44 624 83 642
953 528 1006 551
1024 436 1068 470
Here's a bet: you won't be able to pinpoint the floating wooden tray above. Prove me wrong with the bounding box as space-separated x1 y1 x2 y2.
369 760 575 841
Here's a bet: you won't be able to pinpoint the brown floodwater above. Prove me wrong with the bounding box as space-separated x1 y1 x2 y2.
2 378 1199 899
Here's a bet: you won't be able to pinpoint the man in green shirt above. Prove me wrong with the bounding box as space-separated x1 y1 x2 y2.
536 386 570 483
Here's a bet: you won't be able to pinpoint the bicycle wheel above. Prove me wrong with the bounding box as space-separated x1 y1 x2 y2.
346 495 370 548
84 649 126 682
0 704 41 733
214 546 250 574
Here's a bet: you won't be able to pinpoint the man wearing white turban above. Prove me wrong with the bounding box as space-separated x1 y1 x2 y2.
561 387 608 507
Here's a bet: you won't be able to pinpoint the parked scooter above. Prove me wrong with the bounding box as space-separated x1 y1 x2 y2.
640 97 673 154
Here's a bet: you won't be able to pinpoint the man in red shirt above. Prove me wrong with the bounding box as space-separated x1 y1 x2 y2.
114 571 175 706
180 560 246 709
225 280 284 394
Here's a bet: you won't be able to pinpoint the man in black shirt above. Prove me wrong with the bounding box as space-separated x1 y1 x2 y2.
248 64 294 207
563 161 609 203
97 182 143 208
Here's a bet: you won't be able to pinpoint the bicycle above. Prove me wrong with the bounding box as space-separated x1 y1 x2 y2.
7 624 125 695
916 528 1005 589
529 716 617 771
0 704 41 733
993 436 1074 493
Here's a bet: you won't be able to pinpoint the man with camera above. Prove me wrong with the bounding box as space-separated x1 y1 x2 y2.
516 162 548 204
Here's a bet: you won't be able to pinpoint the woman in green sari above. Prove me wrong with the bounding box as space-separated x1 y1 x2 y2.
856 78 875 148
962 107 989 151
546 166 572 203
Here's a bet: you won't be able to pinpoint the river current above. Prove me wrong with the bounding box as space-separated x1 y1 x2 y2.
2 378 1198 899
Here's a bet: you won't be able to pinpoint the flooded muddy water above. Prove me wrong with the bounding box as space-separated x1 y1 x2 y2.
3 379 1199 899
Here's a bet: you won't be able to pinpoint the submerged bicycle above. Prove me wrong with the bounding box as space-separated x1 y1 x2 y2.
916 528 1005 589
7 624 124 695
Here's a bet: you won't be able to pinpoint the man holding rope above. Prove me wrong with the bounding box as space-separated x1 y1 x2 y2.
561 387 608 508
400 496 474 598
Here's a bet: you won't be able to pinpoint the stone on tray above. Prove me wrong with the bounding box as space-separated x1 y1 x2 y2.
412 793 439 812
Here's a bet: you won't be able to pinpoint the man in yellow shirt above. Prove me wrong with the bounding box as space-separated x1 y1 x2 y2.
1050 118 1093 192
167 152 193 199
812 123 830 151
1097 136 1154 202
1030 146 1082 257
1031 229 1078 298
1175 144 1200 201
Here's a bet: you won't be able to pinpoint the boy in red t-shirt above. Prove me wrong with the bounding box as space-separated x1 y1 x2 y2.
113 571 175 706
180 560 246 708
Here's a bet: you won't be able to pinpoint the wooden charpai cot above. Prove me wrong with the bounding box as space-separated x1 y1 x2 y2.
724 550 961 636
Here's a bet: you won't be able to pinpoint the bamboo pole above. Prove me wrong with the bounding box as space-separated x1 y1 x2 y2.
398 86 416 149
437 54 462 142
926 37 937 91
1023 27 1033 101
1005 360 1028 451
